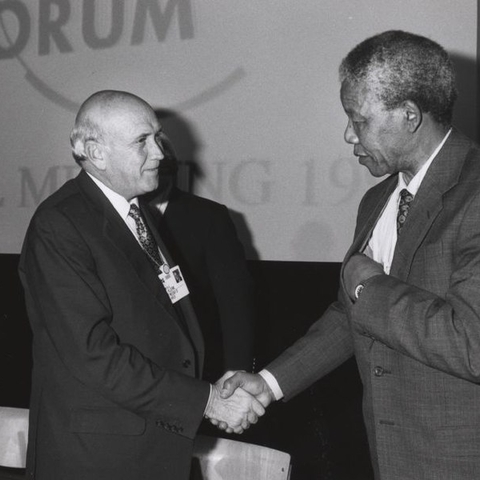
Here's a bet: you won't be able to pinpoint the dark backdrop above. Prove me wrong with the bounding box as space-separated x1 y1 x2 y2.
0 254 372 480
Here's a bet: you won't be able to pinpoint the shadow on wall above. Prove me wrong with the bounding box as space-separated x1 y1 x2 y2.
154 108 260 260
155 108 204 193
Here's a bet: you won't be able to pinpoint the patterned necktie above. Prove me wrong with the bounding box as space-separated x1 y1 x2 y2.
128 204 163 272
397 189 414 235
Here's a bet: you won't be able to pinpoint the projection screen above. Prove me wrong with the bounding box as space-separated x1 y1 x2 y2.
0 0 477 260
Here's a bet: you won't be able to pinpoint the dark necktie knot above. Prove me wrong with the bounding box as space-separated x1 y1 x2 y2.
128 204 163 272
397 189 414 235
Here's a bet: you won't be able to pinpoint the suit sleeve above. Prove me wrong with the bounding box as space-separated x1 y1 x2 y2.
352 188 480 383
266 299 354 400
19 207 210 439
204 206 256 371
264 195 369 400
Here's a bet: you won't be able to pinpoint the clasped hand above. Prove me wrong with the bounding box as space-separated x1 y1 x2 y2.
343 253 383 300
204 370 275 434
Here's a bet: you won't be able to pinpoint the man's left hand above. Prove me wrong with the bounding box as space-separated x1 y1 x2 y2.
343 253 383 300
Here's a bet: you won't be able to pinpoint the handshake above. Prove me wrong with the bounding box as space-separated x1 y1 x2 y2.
204 371 275 434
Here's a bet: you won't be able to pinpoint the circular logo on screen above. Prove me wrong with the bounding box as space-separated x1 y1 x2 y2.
0 0 245 113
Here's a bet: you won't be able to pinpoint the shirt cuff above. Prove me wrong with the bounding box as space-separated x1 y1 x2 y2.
204 384 213 416
259 369 284 401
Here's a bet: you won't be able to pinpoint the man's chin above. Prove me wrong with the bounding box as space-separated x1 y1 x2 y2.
358 156 384 177
357 155 370 166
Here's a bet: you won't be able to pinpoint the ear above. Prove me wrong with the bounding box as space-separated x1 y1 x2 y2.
403 100 422 133
84 140 106 170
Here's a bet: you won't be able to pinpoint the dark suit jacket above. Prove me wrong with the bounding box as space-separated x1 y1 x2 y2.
268 130 480 479
151 188 256 382
18 171 210 480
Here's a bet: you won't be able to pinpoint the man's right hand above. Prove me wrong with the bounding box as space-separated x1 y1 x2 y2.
219 371 275 408
204 382 265 434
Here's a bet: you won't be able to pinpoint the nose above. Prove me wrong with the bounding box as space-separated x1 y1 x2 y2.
150 136 165 160
344 119 359 145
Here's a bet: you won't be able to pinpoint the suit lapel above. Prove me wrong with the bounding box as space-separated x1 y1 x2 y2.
390 130 467 279
342 177 397 267
339 178 397 301
389 184 443 279
142 202 205 371
74 171 178 321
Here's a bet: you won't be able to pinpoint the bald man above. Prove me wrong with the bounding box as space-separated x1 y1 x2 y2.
19 91 264 480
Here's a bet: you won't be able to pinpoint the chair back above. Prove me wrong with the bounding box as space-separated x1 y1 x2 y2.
0 410 294 478
0 407 29 469
191 435 291 480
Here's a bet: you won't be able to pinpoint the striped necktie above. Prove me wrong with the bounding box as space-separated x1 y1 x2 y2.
397 189 414 235
128 204 163 273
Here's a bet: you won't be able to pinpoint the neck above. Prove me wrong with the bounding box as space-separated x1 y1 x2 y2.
402 123 450 184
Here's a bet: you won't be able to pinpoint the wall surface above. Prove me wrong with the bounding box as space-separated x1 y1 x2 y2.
0 0 477 260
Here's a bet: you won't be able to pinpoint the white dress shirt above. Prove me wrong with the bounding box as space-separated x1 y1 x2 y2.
365 129 451 273
87 173 166 263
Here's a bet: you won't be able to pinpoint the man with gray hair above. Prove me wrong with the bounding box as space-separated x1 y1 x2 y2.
221 30 480 479
19 90 264 480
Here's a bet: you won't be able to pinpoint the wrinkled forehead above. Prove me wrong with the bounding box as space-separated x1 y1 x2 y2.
99 100 159 136
340 79 384 114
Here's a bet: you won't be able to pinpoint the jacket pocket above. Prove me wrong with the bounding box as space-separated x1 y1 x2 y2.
69 407 146 436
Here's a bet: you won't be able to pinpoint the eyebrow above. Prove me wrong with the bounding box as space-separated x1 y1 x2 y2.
133 126 163 141
345 108 365 119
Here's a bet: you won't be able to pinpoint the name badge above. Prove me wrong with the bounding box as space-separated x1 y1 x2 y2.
158 265 189 304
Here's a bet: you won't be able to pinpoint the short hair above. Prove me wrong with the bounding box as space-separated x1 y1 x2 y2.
70 115 106 164
339 30 458 125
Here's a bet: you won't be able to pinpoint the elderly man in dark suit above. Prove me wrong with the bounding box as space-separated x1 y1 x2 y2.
220 30 480 479
18 90 264 480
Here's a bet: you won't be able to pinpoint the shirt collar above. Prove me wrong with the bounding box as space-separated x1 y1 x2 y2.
86 172 138 220
399 128 452 195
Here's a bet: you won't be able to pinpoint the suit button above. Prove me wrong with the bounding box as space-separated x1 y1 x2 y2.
374 366 384 377
182 359 191 368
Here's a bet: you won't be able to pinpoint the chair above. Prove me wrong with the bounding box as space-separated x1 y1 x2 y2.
0 407 29 469
0 409 293 479
191 435 291 480
0 407 28 480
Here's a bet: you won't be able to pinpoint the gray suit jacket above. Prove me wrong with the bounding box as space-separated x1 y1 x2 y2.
268 130 480 479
